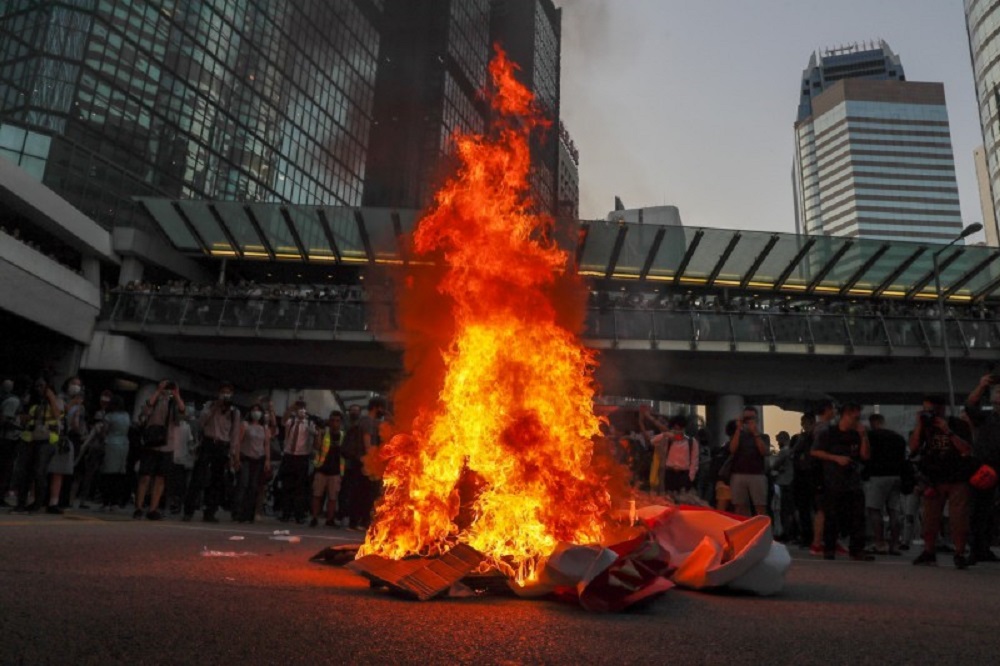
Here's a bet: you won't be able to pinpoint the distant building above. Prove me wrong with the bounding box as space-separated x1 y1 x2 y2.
362 0 492 210
965 1 1000 246
0 1 382 231
557 121 579 221
974 145 1000 246
490 0 562 218
793 42 963 244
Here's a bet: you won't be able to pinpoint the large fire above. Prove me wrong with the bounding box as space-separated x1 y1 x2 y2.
359 47 613 583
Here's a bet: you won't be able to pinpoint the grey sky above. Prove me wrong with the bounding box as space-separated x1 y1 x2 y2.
560 0 983 240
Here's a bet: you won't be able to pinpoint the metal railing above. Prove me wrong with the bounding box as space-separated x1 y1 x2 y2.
99 292 1000 353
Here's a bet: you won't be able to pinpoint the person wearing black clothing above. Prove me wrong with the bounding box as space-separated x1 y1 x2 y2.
310 411 344 528
728 406 768 517
790 413 817 547
865 414 907 555
811 403 873 561
965 373 1000 563
909 396 974 569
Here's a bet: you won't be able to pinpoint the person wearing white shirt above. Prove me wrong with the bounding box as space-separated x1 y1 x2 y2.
278 400 317 524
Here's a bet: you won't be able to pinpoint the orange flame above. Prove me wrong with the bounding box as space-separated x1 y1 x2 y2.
359 46 611 583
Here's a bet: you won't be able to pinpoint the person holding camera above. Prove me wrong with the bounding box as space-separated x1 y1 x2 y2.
810 402 873 561
964 372 1000 563
136 380 186 520
728 406 768 517
910 395 974 569
183 382 239 523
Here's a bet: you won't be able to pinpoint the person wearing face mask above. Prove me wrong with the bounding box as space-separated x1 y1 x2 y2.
278 400 316 524
231 404 271 523
13 377 62 513
184 382 240 523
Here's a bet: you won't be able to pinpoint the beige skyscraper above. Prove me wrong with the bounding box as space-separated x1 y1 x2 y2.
973 145 1000 246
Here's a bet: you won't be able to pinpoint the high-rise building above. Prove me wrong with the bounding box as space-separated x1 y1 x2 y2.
974 145 1000 246
965 1 1000 246
490 0 562 218
556 120 578 222
362 0 492 210
793 42 963 243
0 0 382 231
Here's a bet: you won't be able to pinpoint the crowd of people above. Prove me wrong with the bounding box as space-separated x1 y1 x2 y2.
113 280 378 302
603 373 1000 568
3 368 999 569
0 376 390 530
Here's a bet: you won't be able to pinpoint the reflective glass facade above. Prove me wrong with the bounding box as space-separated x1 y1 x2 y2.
794 76 963 244
966 0 1000 244
490 0 561 217
0 0 381 231
362 0 491 210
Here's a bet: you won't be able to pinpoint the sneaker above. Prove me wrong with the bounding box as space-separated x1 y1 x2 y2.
898 543 911 551
850 553 875 562
324 519 338 528
954 554 970 570
12 504 27 514
203 515 219 524
24 503 38 513
809 545 823 556
146 510 163 521
45 505 63 515
835 543 849 556
888 549 902 556
309 517 318 528
913 551 937 566
132 509 144 519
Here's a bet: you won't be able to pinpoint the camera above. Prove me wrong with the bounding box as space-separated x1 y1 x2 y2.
164 381 176 391
920 410 936 427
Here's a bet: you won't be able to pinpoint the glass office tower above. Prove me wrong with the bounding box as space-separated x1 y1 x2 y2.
793 43 963 243
0 0 381 230
965 0 1000 244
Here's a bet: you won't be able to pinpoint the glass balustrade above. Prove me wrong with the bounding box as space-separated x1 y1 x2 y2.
100 293 999 352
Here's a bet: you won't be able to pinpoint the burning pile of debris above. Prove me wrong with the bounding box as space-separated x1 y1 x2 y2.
322 48 789 612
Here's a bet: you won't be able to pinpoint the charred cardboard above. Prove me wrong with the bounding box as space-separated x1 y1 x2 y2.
346 544 485 601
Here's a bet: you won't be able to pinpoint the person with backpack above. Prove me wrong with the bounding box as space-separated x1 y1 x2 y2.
645 412 698 495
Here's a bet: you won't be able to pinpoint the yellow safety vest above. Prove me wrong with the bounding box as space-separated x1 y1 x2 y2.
21 404 61 444
313 429 344 469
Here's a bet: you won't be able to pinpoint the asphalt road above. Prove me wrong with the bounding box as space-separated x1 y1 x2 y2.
2 510 999 665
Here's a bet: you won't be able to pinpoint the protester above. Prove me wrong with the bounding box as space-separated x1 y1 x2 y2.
909 396 974 569
13 377 62 513
0 377 24 506
728 406 768 517
711 420 737 512
137 380 186 520
74 389 112 508
50 376 86 511
770 431 796 542
278 399 316 524
811 403 873 561
342 397 386 530
964 373 1000 564
185 382 239 522
790 413 817 548
646 412 699 495
311 410 344 527
100 395 131 510
865 413 906 555
803 400 836 556
167 410 196 514
231 404 271 524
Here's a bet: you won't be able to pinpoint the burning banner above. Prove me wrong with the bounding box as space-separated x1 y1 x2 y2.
349 47 790 609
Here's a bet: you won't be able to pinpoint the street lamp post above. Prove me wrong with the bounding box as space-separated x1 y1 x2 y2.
935 222 983 416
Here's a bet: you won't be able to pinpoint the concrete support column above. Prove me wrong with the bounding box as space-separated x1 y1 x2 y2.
81 256 100 288
705 394 744 448
118 256 144 286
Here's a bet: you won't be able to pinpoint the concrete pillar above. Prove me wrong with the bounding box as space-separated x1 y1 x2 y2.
81 256 100 288
118 256 144 286
705 394 744 448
